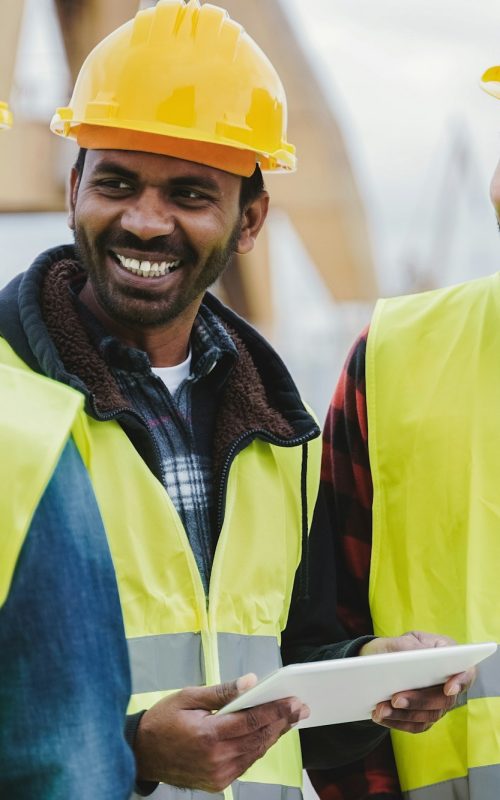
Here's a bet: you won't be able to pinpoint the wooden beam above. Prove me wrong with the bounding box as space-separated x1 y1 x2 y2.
54 0 140 83
0 0 25 99
220 0 378 300
220 228 274 336
0 123 68 211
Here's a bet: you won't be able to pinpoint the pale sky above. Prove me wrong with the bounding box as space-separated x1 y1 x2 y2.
286 0 500 291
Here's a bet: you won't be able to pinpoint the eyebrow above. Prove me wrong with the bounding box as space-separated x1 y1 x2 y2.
168 176 221 193
91 161 222 193
91 161 139 180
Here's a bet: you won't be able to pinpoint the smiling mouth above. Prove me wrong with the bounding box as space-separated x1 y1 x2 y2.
111 251 181 278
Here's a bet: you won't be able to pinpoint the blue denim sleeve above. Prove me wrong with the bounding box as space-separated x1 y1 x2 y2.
0 438 135 799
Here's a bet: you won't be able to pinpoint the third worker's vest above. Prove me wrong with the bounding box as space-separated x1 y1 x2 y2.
366 273 500 799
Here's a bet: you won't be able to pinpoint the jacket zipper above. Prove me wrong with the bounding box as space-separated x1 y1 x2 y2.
216 426 320 533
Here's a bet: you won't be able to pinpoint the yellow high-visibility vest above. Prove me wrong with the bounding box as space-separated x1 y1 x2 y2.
366 273 500 799
0 337 320 800
0 363 84 608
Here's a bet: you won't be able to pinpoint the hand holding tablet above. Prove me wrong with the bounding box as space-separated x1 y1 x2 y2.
218 640 496 729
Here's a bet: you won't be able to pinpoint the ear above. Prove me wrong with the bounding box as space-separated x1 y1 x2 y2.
67 166 80 231
236 192 269 255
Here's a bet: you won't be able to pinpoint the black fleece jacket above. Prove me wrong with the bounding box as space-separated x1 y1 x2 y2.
0 245 388 773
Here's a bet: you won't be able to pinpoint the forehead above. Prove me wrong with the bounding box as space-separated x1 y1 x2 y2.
83 148 242 192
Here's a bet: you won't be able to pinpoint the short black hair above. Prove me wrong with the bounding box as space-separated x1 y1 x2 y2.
73 148 265 210
74 147 87 176
239 164 265 209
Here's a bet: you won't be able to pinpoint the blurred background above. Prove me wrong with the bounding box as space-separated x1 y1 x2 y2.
1 3 498 796
1 0 500 423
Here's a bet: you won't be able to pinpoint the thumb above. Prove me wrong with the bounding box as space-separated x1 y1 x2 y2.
182 673 258 712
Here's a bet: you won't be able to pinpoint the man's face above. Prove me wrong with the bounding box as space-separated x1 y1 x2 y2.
68 149 247 331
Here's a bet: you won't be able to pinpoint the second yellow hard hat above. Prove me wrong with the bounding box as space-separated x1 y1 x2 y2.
480 66 500 99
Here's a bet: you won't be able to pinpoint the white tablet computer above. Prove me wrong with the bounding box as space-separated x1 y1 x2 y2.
218 641 497 729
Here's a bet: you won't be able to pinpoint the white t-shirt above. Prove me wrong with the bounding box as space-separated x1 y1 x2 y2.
151 350 192 395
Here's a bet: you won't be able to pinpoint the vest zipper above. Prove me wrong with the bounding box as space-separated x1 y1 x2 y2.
88 398 165 483
88 397 212 623
89 396 211 638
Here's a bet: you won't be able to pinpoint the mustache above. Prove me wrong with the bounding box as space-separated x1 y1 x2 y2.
104 232 196 262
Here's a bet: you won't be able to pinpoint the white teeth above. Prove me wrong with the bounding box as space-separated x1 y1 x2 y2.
114 253 180 277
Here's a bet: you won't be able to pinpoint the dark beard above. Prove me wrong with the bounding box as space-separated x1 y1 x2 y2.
73 222 241 329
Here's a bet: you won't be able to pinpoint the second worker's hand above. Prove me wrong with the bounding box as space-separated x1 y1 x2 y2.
134 674 310 792
359 630 476 733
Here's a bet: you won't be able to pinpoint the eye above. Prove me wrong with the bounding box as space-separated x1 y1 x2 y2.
178 189 204 199
101 178 132 191
174 188 214 206
94 178 134 193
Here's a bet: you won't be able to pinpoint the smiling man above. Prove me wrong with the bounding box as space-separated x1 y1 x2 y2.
70 148 260 362
0 2 474 799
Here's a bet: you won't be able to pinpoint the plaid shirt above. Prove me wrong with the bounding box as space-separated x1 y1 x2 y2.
308 327 402 800
95 304 237 593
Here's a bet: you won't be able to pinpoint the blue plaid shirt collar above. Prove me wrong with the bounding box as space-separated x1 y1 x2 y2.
77 298 238 381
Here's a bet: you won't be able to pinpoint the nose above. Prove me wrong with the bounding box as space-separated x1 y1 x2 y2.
121 188 175 240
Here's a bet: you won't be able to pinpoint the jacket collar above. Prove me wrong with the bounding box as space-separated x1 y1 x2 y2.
0 245 319 448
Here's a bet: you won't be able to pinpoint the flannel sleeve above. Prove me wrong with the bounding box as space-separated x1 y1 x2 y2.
308 328 403 800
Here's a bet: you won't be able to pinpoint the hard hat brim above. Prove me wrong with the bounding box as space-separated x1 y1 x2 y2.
480 66 500 99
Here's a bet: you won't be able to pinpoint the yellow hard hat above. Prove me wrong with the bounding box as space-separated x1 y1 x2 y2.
480 66 500 98
0 101 13 129
50 0 295 175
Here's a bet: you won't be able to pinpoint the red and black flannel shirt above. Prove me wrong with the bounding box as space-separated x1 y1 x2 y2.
308 327 403 800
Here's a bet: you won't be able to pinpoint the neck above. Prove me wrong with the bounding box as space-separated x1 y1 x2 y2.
79 281 198 367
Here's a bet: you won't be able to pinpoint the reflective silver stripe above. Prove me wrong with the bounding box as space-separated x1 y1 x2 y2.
468 646 500 700
232 781 302 799
217 633 282 682
403 764 500 799
128 632 280 694
131 781 303 799
131 786 224 799
128 633 204 694
447 645 500 709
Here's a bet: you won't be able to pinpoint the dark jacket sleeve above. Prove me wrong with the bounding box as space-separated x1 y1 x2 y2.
125 712 159 797
304 330 402 796
280 481 388 770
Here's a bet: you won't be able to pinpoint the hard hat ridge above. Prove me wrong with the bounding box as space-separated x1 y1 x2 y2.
50 0 296 175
